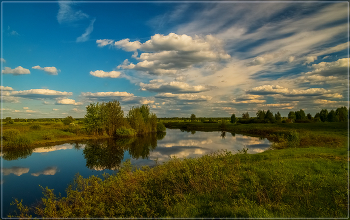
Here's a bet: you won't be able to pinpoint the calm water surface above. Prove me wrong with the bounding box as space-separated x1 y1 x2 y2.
1 129 271 216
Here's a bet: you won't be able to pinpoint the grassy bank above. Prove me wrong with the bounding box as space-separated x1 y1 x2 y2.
9 121 348 218
1 122 108 150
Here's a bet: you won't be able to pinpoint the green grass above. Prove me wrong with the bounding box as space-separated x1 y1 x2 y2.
7 120 349 218
12 146 348 218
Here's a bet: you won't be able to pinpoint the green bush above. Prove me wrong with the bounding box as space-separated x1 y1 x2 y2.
287 130 300 148
4 135 32 149
62 116 74 125
6 119 14 125
2 129 20 141
115 127 136 137
42 132 54 140
30 124 42 130
157 122 166 133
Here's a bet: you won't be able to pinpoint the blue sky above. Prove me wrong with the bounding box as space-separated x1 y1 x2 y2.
1 1 349 118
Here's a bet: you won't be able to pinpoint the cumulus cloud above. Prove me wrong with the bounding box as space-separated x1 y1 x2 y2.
32 65 59 75
0 58 5 63
56 98 83 105
57 1 89 24
0 86 13 91
306 57 348 77
31 166 59 177
81 91 134 98
11 89 72 100
155 93 212 102
102 33 230 75
140 99 155 105
140 81 214 93
23 107 29 109
2 66 30 75
90 70 121 78
76 18 96 42
247 85 289 95
53 108 59 111
25 110 36 113
2 166 29 176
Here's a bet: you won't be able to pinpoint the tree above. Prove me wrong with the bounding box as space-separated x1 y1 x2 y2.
336 106 348 122
275 111 282 122
265 110 275 123
190 114 196 122
256 110 266 120
242 112 250 119
63 116 74 125
319 109 328 122
230 114 236 124
84 103 102 135
295 109 306 120
102 100 125 136
327 110 338 122
127 107 146 134
288 111 296 121
307 113 312 120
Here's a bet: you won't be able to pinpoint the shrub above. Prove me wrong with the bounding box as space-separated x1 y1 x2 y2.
115 127 136 137
2 129 20 141
6 119 14 125
30 124 42 130
287 130 300 148
3 135 32 149
42 132 54 140
63 116 74 125
157 122 166 133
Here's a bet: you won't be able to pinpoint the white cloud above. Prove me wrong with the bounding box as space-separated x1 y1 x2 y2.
56 98 83 105
0 58 5 63
76 18 96 43
140 81 214 93
140 99 155 105
32 65 59 75
2 66 30 75
96 39 114 47
305 56 317 64
53 109 59 111
11 89 72 100
0 86 13 91
23 107 29 109
25 110 36 113
107 33 230 75
81 91 134 98
288 56 295 63
90 70 121 78
155 93 212 102
57 1 89 24
114 39 142 51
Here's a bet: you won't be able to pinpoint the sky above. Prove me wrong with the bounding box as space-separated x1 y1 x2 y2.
1 1 349 118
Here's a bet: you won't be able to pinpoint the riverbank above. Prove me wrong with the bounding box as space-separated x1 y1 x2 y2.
9 121 348 218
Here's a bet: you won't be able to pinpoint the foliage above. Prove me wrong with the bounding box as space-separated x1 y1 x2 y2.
190 114 196 122
256 110 265 120
275 112 281 122
288 111 296 121
115 127 137 137
62 116 74 125
307 113 312 120
242 112 249 119
30 124 42 130
295 109 306 120
230 114 236 124
335 106 348 122
157 122 166 132
327 110 338 122
319 109 328 122
286 130 300 148
2 129 20 141
264 110 275 123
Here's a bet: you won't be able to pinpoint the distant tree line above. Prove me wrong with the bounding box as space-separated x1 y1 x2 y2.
230 106 348 124
84 100 164 137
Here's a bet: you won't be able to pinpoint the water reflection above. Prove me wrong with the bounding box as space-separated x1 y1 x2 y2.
2 166 30 176
2 148 33 161
31 166 59 177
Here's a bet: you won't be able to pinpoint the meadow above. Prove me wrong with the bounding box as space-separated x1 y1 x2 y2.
5 119 349 218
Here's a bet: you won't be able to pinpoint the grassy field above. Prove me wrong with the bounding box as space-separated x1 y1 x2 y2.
8 121 349 218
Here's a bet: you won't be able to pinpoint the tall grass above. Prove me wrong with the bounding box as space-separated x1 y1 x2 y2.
11 147 347 218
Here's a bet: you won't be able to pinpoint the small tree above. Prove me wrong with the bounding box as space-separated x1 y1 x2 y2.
256 110 265 120
295 109 306 120
288 111 296 122
190 114 196 122
63 116 74 125
242 112 250 119
307 113 312 120
327 110 338 122
275 111 281 122
319 109 328 122
336 106 348 122
265 110 275 123
230 114 236 124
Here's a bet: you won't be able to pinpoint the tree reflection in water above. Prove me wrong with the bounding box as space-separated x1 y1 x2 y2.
83 132 165 171
2 147 33 161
